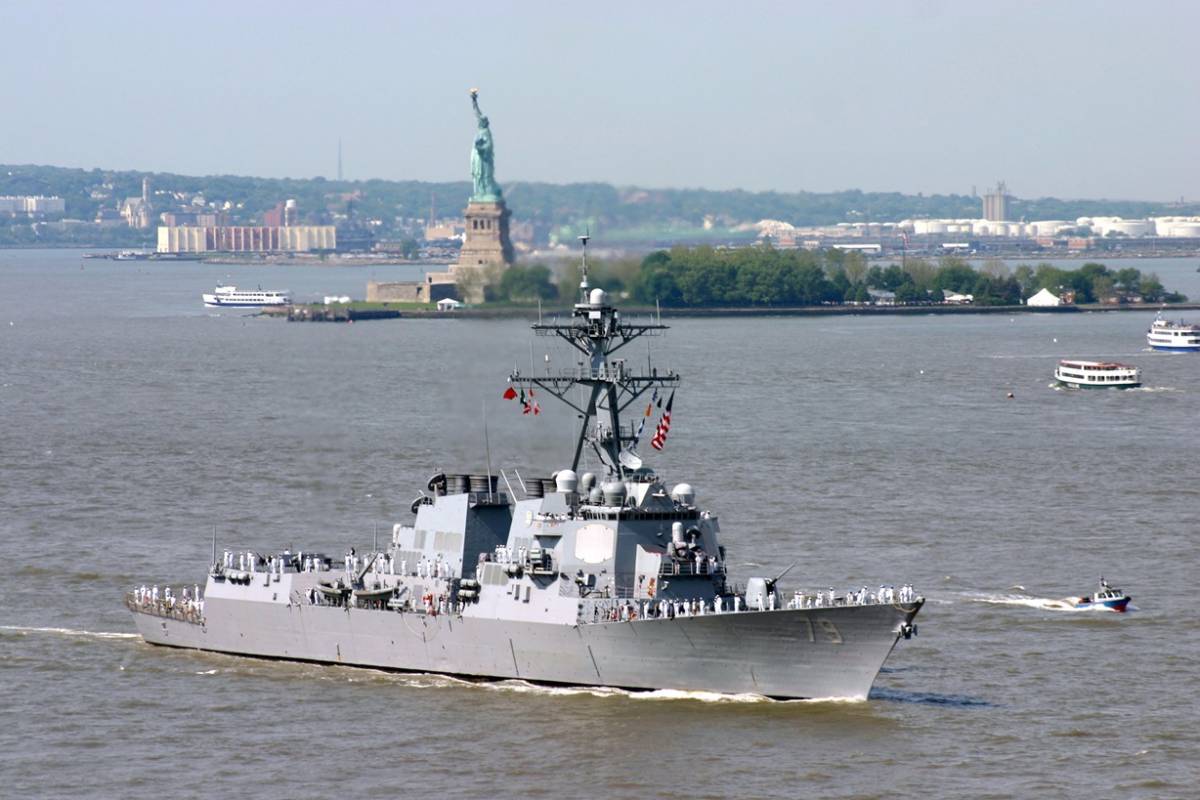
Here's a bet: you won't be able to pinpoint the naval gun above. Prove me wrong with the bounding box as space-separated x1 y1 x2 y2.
745 562 797 611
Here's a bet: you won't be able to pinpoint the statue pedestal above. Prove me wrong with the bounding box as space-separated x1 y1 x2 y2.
452 200 514 302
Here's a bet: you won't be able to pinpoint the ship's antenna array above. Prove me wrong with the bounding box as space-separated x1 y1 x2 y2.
508 236 680 476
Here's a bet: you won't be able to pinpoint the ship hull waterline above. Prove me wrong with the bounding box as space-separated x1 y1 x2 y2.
131 599 922 700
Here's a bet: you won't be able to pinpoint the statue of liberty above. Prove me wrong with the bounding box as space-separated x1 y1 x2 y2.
469 89 502 202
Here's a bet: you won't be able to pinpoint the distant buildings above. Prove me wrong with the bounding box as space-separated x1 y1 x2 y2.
262 199 298 227
120 178 153 228
161 211 223 227
0 195 66 216
156 196 337 253
754 210 1200 250
982 181 1010 222
424 219 464 241
157 225 336 253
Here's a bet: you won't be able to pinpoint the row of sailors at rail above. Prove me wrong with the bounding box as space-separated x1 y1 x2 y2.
222 550 302 582
666 552 721 576
589 584 918 622
785 584 918 609
222 550 296 577
224 550 265 572
342 549 451 580
593 596 749 622
133 584 204 613
221 548 453 581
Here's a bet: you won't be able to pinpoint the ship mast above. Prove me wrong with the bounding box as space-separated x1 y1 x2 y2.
509 235 679 477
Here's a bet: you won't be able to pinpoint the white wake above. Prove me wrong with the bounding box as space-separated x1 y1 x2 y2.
0 624 140 639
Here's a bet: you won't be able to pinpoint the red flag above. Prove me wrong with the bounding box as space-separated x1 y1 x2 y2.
650 391 674 451
532 401 541 415
503 386 517 400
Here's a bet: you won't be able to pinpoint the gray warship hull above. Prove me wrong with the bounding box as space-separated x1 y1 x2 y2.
131 592 916 695
131 597 919 699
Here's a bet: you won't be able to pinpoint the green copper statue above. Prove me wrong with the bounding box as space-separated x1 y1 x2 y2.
469 89 502 202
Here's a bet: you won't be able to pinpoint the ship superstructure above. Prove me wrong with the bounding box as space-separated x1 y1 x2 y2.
129 237 923 700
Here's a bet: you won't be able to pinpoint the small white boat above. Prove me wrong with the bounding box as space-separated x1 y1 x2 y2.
202 285 290 308
1147 312 1200 352
1054 360 1141 389
1070 578 1131 612
115 250 148 261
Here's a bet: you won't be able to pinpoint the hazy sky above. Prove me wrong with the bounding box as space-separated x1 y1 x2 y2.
3 1 1196 200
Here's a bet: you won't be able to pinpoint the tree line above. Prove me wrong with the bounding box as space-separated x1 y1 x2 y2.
487 246 1186 306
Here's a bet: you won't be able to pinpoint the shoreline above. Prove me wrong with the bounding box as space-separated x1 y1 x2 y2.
0 244 1196 263
267 301 1200 322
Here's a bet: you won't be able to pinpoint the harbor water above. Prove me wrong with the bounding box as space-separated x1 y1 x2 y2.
2 251 1198 798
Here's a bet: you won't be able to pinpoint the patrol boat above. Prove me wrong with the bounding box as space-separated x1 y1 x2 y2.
1070 578 1131 612
128 238 923 700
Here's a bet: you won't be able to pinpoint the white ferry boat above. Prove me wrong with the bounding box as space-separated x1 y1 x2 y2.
1054 360 1141 389
1146 313 1200 352
202 285 290 308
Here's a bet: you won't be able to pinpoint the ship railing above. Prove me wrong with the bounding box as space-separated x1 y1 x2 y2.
578 594 757 624
784 587 921 609
574 585 921 623
659 559 725 578
125 592 206 626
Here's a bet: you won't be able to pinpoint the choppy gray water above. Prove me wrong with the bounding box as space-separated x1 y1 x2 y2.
2 251 1198 799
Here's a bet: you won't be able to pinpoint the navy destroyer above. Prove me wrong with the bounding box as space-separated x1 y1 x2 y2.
128 239 923 699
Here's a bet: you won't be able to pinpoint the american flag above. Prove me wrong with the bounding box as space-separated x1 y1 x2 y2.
650 391 675 451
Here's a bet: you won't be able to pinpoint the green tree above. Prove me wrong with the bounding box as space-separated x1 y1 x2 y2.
934 259 978 293
1139 273 1166 302
498 264 558 302
1114 267 1142 292
880 264 912 290
1091 275 1116 301
1013 265 1035 296
903 257 937 291
894 282 923 304
842 251 868 285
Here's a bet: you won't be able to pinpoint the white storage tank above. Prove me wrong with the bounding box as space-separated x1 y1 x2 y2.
1168 222 1200 237
1029 220 1068 236
1106 219 1155 237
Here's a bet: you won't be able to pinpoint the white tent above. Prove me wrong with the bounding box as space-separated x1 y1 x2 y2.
1026 288 1061 307
437 298 463 311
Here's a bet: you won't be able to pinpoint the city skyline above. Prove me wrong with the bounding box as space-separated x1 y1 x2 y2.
2 1 1197 201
